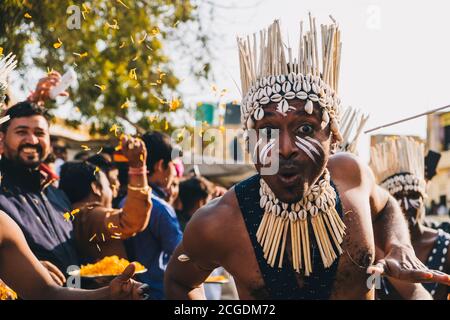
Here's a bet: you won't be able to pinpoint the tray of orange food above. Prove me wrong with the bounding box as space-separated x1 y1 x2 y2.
68 256 147 279
0 281 17 300
204 275 230 284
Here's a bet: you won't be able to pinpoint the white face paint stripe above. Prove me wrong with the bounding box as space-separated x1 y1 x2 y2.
295 140 317 163
408 198 422 209
253 138 263 160
260 143 270 164
259 139 275 165
262 142 275 165
305 136 325 153
262 142 276 165
296 136 320 156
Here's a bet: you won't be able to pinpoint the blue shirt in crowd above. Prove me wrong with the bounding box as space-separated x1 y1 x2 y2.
0 158 79 275
122 186 183 300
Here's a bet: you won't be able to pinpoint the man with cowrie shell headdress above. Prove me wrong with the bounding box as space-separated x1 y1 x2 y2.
371 137 450 300
165 14 450 300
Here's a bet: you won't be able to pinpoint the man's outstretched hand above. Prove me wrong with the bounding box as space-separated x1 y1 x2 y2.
368 244 450 285
109 263 149 300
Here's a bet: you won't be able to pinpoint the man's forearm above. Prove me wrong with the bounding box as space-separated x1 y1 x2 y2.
373 196 412 253
120 189 152 236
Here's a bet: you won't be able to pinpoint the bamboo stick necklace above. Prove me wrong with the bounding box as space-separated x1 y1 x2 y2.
257 169 346 275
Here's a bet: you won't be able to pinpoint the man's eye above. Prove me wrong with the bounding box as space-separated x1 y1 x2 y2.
297 124 314 135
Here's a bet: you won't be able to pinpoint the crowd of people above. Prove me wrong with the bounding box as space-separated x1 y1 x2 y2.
0 71 234 299
1 12 450 301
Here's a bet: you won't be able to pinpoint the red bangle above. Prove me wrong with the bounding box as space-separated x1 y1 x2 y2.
128 166 147 175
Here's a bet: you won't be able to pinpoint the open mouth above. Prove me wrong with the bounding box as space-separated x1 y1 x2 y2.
22 147 38 153
19 146 41 159
277 171 300 185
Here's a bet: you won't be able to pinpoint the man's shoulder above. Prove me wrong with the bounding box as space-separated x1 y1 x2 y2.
327 152 373 189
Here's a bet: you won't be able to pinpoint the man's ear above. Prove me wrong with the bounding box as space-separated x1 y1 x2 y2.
154 159 165 173
90 181 102 197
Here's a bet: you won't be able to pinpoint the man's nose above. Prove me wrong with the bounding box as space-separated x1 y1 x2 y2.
278 131 297 160
23 133 39 145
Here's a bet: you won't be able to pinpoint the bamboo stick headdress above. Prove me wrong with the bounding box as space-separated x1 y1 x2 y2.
0 52 17 107
238 15 343 142
370 136 426 198
338 106 369 154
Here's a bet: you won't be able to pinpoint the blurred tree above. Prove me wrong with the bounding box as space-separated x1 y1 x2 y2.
0 0 214 135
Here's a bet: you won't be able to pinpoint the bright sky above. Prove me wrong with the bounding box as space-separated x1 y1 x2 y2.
178 0 450 162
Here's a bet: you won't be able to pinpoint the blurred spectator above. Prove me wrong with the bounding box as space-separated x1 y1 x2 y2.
59 136 152 264
178 176 214 231
52 138 67 176
176 176 234 300
429 200 438 216
167 176 181 208
87 153 121 202
437 203 448 216
165 158 184 216
0 100 78 285
124 131 182 300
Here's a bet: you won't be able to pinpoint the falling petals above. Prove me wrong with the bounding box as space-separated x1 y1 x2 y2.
53 38 63 49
